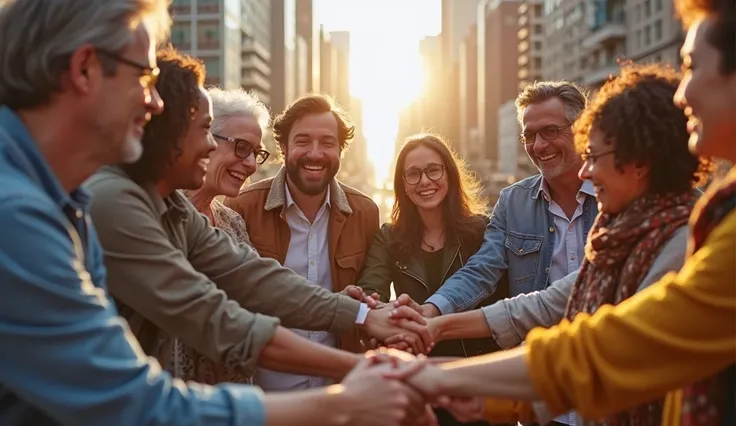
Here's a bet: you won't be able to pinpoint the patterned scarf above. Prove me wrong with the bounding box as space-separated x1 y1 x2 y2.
680 171 736 426
565 191 697 426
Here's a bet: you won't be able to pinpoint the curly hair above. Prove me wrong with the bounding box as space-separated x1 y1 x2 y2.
676 0 735 74
573 63 712 195
389 133 488 262
121 47 205 184
272 92 355 156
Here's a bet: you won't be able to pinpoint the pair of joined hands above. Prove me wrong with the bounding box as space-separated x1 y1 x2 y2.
342 286 441 355
339 348 486 426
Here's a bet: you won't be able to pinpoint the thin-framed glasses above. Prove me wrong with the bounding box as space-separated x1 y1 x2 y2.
96 49 160 90
581 150 616 163
519 124 571 145
213 134 270 165
403 164 445 185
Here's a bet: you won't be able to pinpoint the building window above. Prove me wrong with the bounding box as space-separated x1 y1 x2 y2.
644 0 651 17
654 19 663 41
197 21 220 50
202 57 221 85
170 25 191 50
636 29 642 50
171 0 190 14
654 0 663 12
198 0 219 14
644 25 651 45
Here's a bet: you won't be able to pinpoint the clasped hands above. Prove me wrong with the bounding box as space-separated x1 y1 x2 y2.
342 286 439 355
341 348 486 426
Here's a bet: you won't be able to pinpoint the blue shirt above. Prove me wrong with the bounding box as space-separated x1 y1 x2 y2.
426 174 598 314
0 106 266 425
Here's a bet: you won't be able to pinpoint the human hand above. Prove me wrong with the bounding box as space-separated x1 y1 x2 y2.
436 397 485 423
341 354 427 426
363 306 433 354
392 294 441 319
341 285 383 308
374 315 443 352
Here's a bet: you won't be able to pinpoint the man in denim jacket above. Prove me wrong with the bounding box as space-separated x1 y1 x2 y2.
399 81 598 426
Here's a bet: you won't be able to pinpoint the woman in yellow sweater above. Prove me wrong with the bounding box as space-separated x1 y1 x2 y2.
390 1 736 425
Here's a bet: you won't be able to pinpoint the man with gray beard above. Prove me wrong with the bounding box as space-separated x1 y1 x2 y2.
393 81 598 426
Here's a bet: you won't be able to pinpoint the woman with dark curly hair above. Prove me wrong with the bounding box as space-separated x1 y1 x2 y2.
356 133 505 426
400 64 712 425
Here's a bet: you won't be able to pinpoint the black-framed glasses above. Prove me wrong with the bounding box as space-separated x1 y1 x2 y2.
519 124 571 145
213 134 270 164
403 164 445 185
96 49 160 90
581 150 616 163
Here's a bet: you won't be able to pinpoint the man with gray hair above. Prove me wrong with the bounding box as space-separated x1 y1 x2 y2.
393 81 598 426
0 1 425 426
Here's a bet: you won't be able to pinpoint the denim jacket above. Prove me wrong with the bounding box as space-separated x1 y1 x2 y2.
426 174 598 314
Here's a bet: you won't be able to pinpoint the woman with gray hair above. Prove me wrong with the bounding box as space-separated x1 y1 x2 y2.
177 87 271 384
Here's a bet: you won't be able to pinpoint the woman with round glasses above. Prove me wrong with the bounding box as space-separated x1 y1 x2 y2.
178 87 271 385
356 133 503 426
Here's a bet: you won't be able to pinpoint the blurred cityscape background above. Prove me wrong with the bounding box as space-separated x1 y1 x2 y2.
169 0 686 222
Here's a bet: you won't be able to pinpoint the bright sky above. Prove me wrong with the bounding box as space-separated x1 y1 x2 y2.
315 0 441 192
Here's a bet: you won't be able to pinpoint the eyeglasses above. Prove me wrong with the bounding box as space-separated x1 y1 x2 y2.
519 124 571 145
581 150 616 163
403 164 445 185
213 134 270 164
96 49 160 90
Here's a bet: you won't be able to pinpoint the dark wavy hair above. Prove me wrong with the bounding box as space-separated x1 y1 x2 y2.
272 92 355 156
676 0 735 75
389 133 488 261
121 47 205 184
573 63 712 195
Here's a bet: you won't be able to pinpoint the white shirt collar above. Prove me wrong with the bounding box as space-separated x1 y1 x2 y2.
284 182 331 210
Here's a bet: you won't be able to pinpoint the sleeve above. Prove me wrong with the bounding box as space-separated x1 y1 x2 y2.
355 225 395 302
482 270 577 348
526 211 736 420
636 226 689 292
427 191 511 314
0 195 266 426
183 202 361 334
88 178 280 375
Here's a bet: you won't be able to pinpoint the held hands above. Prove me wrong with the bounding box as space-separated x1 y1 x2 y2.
340 352 438 426
365 294 442 354
342 287 434 354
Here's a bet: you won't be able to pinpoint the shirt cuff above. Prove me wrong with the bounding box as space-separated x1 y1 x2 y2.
425 294 454 315
481 302 522 349
354 303 369 324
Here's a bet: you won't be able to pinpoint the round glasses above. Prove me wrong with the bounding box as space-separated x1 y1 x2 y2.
213 134 270 165
518 124 571 145
403 164 445 185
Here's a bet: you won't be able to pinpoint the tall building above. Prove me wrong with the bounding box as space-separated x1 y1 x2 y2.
517 0 544 91
458 24 478 157
541 0 683 89
477 0 520 172
241 0 271 103
270 0 297 115
439 0 480 149
170 0 244 89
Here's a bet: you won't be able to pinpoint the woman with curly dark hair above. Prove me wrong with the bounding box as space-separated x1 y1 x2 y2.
356 133 505 426
400 64 713 425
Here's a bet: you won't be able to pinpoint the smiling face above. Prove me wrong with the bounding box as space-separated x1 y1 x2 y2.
403 145 449 212
283 111 341 196
203 115 263 197
674 18 736 163
92 25 164 164
578 128 650 214
522 97 582 180
165 88 216 190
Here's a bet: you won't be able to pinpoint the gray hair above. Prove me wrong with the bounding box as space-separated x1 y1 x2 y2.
515 81 589 125
208 87 271 136
0 0 171 109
